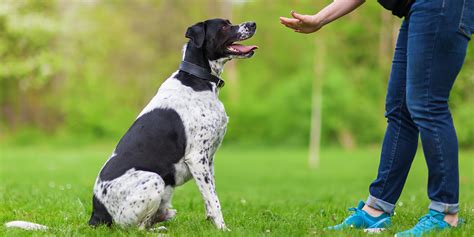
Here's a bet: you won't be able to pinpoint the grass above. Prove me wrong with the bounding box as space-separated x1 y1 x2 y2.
0 143 473 236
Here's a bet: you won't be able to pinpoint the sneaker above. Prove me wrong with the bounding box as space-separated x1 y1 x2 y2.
327 201 391 233
395 210 462 236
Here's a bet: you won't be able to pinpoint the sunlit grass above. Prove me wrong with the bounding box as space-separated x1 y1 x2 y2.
1 144 473 236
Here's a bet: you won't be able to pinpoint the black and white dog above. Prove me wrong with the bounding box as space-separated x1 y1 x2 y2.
87 19 257 230
4 18 256 232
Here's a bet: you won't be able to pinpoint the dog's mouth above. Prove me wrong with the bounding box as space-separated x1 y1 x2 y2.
223 22 258 57
225 43 258 55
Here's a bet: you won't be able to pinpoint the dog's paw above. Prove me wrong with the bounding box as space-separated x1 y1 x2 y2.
150 226 168 232
217 224 230 231
166 209 177 219
156 209 177 222
213 221 229 231
205 213 228 231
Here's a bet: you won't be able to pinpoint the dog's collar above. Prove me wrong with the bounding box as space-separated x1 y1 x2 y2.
179 61 225 88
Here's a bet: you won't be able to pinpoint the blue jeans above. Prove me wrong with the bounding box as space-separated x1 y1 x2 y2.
367 0 474 215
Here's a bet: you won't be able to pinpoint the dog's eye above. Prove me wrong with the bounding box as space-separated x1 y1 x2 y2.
221 25 230 31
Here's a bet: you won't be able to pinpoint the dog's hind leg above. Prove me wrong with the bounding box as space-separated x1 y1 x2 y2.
89 194 113 227
99 170 165 229
152 186 177 223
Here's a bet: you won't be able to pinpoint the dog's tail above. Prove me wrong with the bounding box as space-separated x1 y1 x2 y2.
4 221 48 230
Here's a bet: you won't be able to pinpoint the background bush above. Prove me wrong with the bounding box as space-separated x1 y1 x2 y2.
1 0 473 148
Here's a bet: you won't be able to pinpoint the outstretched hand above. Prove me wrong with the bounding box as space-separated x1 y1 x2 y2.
279 11 323 34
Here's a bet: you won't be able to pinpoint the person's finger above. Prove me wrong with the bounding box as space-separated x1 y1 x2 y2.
283 23 299 30
279 19 296 26
280 19 302 30
280 21 301 30
279 17 300 25
281 21 299 30
291 11 309 22
281 21 298 27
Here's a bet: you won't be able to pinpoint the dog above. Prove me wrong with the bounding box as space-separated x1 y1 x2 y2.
87 19 257 230
4 18 257 231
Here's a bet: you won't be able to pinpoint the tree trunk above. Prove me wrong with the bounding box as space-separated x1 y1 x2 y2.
379 10 393 70
220 1 239 105
308 36 326 169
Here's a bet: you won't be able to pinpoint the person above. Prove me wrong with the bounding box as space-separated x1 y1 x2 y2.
280 0 473 236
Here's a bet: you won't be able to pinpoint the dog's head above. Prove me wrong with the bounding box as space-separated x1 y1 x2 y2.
185 19 258 61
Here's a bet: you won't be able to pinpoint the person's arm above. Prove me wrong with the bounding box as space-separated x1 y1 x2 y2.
279 0 366 34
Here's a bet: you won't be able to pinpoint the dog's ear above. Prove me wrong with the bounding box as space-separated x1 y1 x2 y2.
185 22 205 48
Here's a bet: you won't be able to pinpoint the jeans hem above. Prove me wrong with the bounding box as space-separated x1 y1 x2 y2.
429 200 459 214
366 195 395 214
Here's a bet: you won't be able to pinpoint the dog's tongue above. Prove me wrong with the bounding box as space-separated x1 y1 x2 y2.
230 44 258 53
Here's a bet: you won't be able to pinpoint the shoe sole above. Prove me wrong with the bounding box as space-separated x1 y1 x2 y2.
364 228 386 234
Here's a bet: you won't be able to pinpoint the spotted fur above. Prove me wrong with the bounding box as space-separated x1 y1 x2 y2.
237 22 254 41
90 72 228 229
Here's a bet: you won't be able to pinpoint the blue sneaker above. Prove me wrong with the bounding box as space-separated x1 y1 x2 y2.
327 201 391 233
395 210 461 236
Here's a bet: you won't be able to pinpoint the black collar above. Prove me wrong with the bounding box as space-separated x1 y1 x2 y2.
179 61 225 88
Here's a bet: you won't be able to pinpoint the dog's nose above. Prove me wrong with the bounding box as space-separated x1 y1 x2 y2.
247 22 256 30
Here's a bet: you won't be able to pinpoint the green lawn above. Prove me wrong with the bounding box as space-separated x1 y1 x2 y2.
0 144 473 236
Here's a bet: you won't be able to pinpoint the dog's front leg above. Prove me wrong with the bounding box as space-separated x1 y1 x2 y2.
209 156 215 180
207 156 216 219
185 154 227 230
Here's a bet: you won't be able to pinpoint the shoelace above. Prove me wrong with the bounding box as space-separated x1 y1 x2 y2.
412 215 441 232
348 207 364 215
347 207 359 216
330 207 361 228
343 207 364 223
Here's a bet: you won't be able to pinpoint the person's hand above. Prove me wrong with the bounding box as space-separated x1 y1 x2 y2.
279 11 323 34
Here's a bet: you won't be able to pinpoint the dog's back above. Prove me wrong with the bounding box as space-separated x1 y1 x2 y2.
98 107 187 185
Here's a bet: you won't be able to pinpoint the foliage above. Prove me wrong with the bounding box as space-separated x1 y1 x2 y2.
1 0 473 147
0 0 61 134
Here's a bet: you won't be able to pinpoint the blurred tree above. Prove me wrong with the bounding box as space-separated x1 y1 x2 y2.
0 0 61 135
1 1 472 148
220 0 240 105
308 34 325 168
